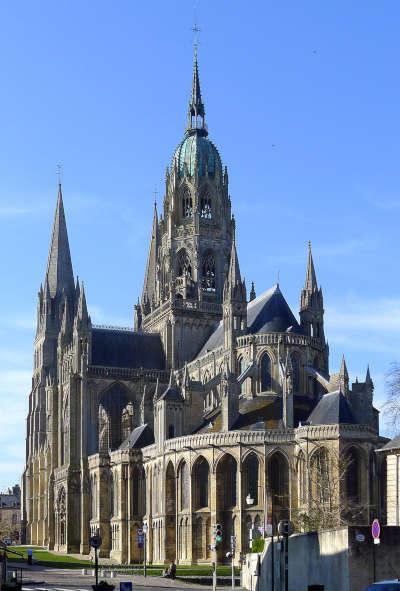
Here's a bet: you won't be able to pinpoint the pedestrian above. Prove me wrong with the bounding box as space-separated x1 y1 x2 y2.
27 548 33 565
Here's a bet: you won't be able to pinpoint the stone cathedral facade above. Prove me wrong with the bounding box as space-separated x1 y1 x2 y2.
23 54 387 564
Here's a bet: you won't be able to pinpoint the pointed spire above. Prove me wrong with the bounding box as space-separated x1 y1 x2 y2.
340 355 349 381
142 201 159 310
45 183 74 300
305 241 318 292
249 281 256 302
366 365 373 386
187 51 207 134
75 281 89 327
228 238 242 286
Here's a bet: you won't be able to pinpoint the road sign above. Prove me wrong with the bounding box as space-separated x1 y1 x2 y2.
265 524 273 536
355 533 365 543
137 528 143 536
371 519 380 543
137 533 144 548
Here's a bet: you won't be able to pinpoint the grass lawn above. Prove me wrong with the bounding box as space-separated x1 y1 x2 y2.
6 546 92 568
6 547 239 576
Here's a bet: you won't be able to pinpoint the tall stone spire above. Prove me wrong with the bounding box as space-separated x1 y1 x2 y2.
187 51 206 134
305 241 318 293
339 355 349 394
142 202 159 312
224 238 246 303
300 242 326 357
45 183 74 300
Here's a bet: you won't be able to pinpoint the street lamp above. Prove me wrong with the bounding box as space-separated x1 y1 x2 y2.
246 494 254 506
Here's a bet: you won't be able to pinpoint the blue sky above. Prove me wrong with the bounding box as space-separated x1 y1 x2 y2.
1 0 400 487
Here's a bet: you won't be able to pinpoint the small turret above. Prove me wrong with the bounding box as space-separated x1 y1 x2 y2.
339 355 349 395
223 239 247 366
249 282 256 302
282 350 294 429
300 242 328 370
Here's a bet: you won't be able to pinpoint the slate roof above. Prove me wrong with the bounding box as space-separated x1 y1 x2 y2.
160 385 184 402
198 284 301 357
381 435 400 452
308 390 357 425
91 327 166 369
119 424 154 450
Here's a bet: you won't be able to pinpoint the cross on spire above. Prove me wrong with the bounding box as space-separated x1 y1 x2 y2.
192 23 201 56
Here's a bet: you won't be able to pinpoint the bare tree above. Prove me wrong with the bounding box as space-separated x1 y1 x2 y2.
383 362 400 434
292 445 369 532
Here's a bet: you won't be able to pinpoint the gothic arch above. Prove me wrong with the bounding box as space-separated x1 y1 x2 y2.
200 188 212 219
216 453 237 510
99 383 130 451
296 450 306 504
242 452 259 505
291 351 301 392
344 446 362 504
165 461 176 562
259 352 272 392
131 465 146 517
176 248 192 278
267 451 289 526
192 456 210 510
181 186 193 218
201 251 216 292
178 460 190 511
309 446 330 504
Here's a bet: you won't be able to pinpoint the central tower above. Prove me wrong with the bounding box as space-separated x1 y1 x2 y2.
139 53 235 368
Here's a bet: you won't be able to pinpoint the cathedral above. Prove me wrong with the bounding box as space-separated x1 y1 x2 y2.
22 52 387 565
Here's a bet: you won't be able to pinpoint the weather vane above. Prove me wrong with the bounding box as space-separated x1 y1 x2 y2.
153 187 158 208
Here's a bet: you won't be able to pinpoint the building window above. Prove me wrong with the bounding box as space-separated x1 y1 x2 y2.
200 194 212 219
168 424 175 439
201 253 216 292
177 250 192 278
260 354 272 391
180 461 190 510
182 190 193 218
291 354 300 392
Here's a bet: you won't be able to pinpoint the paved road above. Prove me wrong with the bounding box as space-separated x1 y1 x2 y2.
10 564 241 591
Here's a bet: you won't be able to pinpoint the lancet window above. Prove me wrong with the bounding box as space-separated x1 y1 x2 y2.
260 353 272 391
181 189 193 218
177 250 192 278
201 253 216 292
200 193 212 219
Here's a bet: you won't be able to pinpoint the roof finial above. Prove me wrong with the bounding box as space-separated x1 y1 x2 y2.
56 163 62 187
187 21 206 135
192 22 201 58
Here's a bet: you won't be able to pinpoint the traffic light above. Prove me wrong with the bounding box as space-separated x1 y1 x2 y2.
215 523 223 544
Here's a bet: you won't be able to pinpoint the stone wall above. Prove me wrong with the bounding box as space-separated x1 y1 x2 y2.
242 526 400 591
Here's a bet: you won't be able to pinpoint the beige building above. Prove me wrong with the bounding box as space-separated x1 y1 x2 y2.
23 51 387 564
0 485 21 541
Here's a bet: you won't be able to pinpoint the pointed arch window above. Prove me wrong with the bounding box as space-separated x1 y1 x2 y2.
201 253 216 292
177 250 192 278
260 353 272 391
291 353 300 392
200 193 212 219
181 189 193 218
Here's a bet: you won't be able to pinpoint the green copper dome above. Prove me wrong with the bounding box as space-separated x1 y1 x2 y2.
173 130 222 179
